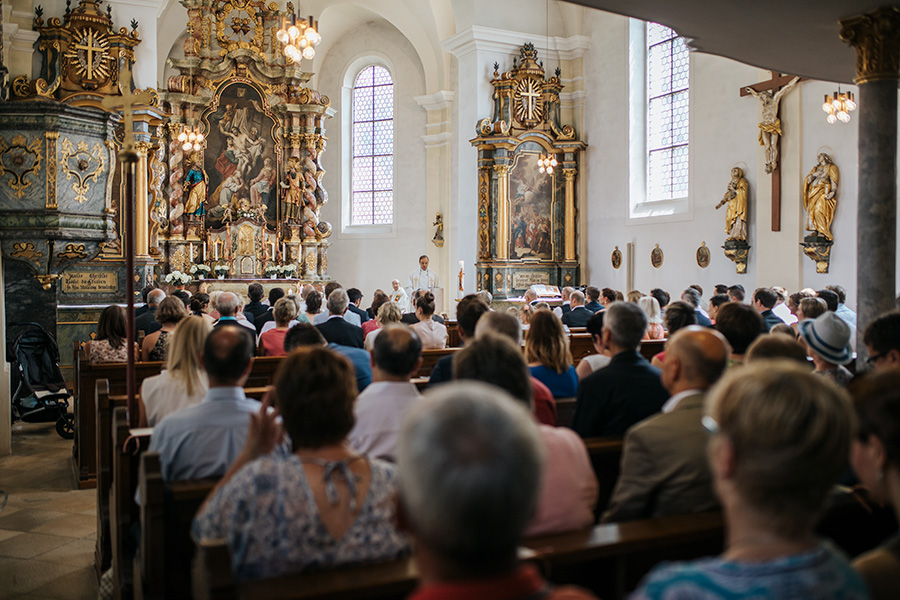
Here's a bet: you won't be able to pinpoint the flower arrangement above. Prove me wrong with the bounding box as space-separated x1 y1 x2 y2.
265 264 282 277
190 264 211 278
281 264 297 276
214 264 229 276
164 271 192 285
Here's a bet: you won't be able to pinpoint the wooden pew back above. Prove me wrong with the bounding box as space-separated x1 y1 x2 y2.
417 347 459 378
583 436 624 517
138 452 218 600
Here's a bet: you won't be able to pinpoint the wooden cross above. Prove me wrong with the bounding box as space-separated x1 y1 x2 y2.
75 30 105 79
740 72 802 232
101 62 153 150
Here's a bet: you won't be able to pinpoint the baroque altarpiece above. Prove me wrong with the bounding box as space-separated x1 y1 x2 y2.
471 44 585 298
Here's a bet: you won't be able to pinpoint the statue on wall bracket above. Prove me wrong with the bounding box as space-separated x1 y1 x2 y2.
801 152 839 273
716 166 750 274
470 44 586 299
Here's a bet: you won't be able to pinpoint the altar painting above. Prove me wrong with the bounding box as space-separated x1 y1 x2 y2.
509 147 553 260
202 82 279 229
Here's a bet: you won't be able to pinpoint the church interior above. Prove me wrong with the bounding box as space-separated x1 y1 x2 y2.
0 0 899 597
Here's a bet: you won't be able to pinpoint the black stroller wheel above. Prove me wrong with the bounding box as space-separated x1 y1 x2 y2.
56 414 75 439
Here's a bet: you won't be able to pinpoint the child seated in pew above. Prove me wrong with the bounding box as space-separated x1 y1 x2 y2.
630 362 869 600
192 347 409 580
139 316 211 426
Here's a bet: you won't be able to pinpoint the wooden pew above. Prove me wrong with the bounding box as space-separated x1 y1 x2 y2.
191 512 724 600
137 452 218 600
75 352 285 488
583 436 625 517
556 397 577 428
638 339 666 362
417 347 459 378
569 333 595 364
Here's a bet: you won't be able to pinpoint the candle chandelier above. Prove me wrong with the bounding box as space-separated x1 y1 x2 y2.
822 88 856 124
276 6 321 62
177 125 205 152
538 154 557 174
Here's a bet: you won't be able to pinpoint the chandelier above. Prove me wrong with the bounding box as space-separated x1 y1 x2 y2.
276 10 321 62
537 153 557 174
822 89 856 124
177 125 205 152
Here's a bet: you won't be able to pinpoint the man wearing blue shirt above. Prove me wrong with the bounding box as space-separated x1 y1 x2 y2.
148 326 260 481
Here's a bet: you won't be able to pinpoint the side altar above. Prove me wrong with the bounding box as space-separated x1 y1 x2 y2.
470 44 586 299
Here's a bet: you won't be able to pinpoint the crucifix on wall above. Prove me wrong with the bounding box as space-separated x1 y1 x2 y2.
740 72 801 231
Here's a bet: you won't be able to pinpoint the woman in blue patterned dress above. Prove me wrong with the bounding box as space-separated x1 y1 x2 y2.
192 347 409 580
631 362 870 600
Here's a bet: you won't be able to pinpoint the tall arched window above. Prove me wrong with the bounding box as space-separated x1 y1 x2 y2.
351 65 394 225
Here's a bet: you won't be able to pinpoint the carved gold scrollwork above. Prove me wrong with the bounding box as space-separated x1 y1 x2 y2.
45 132 59 209
0 135 44 199
10 242 44 261
305 251 317 273
57 243 88 261
840 7 900 84
215 0 265 58
478 169 491 259
61 138 106 203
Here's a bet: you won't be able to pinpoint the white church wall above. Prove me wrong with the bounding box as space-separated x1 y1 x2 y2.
316 19 430 297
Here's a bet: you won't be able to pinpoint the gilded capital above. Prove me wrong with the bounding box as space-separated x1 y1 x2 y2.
493 164 509 177
563 168 577 182
840 7 900 84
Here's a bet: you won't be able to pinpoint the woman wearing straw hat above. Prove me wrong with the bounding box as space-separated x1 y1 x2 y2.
798 312 854 387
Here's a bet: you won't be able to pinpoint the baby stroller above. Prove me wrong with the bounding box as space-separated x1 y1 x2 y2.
7 322 74 439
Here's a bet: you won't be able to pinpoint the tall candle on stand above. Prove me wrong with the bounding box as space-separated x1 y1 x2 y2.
215 242 218 260
271 242 275 261
203 242 207 262
282 243 286 262
189 243 193 261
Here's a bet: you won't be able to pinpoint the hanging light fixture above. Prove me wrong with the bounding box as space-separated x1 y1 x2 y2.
537 154 558 174
822 88 856 124
277 7 321 62
177 125 205 152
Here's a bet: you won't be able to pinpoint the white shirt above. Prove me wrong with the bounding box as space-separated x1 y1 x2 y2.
259 319 299 335
389 288 409 312
140 369 209 427
348 381 422 461
772 302 798 326
580 354 611 376
313 310 361 326
661 389 704 414
408 268 439 291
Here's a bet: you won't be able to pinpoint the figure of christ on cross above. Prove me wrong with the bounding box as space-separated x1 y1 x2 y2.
100 63 154 150
740 72 801 231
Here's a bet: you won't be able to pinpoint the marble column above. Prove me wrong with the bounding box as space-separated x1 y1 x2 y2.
840 8 900 366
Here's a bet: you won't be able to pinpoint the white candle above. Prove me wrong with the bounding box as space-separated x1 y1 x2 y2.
459 260 464 270
271 242 276 260
215 243 219 260
282 243 286 260
203 242 207 262
190 244 193 261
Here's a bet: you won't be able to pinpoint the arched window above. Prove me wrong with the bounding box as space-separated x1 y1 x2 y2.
351 65 394 225
646 22 689 202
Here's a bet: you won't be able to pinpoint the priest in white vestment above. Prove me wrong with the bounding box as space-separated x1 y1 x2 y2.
389 279 409 312
408 255 439 292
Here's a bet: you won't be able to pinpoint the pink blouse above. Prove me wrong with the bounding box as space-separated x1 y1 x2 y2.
411 319 448 350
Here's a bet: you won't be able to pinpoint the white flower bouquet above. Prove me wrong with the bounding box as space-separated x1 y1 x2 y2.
164 271 192 285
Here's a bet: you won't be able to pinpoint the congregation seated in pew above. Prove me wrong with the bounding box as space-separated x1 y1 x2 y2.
142 296 187 362
193 346 409 580
87 305 139 364
526 309 579 399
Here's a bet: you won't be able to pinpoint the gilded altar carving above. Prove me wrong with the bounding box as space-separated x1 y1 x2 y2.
45 132 59 209
60 138 106 203
471 44 585 297
0 135 44 199
840 7 900 84
215 0 266 57
57 243 89 261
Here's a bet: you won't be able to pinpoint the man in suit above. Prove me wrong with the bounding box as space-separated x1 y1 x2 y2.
753 287 785 332
347 288 371 324
135 285 157 318
213 292 258 342
572 302 669 438
561 291 593 328
253 287 285 333
135 288 166 337
242 282 267 322
602 326 728 522
315 288 365 348
584 286 603 313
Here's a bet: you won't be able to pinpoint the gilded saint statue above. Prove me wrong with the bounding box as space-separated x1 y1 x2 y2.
715 167 749 242
184 154 207 217
803 153 839 241
745 76 799 174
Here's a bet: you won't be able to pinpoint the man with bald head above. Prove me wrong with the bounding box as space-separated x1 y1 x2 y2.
348 325 423 461
148 326 261 481
602 326 729 522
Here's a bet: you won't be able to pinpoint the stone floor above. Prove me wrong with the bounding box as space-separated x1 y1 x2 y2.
0 421 98 600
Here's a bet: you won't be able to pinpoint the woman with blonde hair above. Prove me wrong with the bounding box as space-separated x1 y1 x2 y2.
632 362 867 599
626 290 643 304
525 309 577 398
365 301 402 352
411 291 447 350
639 296 664 340
139 316 211 426
141 296 186 361
257 298 297 357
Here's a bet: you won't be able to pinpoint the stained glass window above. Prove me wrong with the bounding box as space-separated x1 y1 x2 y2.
351 65 393 225
647 23 689 202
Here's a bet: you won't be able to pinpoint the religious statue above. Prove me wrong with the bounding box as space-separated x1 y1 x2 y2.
280 157 303 220
432 213 444 247
803 153 839 241
715 167 749 241
745 76 799 173
183 154 207 217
